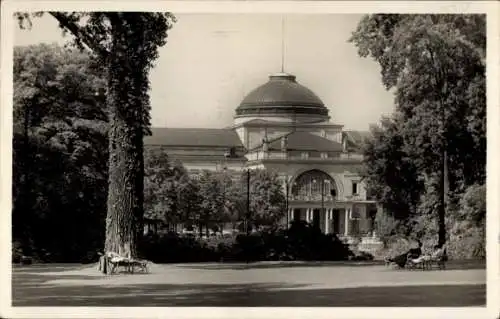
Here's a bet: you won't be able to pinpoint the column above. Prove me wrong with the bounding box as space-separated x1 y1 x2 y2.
330 209 334 233
324 209 331 234
344 208 350 236
306 208 311 223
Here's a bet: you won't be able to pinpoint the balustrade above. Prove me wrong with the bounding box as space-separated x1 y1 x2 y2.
290 194 336 202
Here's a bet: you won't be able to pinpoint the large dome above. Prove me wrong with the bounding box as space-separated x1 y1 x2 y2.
235 73 329 122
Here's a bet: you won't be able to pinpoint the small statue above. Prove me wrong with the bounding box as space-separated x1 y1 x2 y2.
262 137 269 153
281 136 287 152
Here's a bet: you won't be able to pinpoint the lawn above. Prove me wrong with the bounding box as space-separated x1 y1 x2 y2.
12 260 486 307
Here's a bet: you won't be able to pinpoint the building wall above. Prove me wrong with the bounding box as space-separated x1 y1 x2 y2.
261 161 365 201
234 127 247 149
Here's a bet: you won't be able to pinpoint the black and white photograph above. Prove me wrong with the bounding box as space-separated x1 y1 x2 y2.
1 1 498 318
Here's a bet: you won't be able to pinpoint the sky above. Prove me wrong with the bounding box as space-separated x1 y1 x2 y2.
14 13 395 131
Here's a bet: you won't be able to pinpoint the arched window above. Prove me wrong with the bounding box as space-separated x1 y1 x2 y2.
291 169 336 199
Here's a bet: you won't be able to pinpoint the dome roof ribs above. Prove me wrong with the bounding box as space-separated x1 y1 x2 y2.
235 73 329 120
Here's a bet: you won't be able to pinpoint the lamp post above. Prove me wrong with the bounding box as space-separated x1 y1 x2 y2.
285 177 289 227
330 188 337 234
312 179 327 229
245 168 251 235
321 180 325 229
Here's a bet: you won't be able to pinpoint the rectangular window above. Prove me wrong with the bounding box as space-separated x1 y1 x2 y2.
301 152 309 159
352 182 358 195
321 152 328 159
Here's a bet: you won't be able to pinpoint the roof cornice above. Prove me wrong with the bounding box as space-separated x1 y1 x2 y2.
246 158 364 165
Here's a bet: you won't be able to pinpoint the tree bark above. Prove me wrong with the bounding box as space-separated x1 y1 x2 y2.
103 16 146 260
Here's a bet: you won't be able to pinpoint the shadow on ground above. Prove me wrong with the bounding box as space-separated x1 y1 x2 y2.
175 259 485 271
12 261 486 307
12 271 485 307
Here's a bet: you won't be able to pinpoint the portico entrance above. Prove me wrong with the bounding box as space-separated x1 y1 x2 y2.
283 169 375 237
287 207 348 235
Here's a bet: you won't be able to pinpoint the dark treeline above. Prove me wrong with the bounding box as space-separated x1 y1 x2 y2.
13 44 108 262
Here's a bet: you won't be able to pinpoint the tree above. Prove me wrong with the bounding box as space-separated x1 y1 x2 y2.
17 12 176 260
144 150 199 232
362 114 423 221
198 170 228 236
144 148 174 229
176 174 202 231
13 43 108 261
350 14 485 245
232 169 286 230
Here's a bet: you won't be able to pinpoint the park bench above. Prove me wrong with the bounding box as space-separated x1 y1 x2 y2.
426 246 448 270
98 252 149 274
407 245 447 271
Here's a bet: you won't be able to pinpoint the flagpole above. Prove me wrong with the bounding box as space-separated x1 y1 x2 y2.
281 16 285 73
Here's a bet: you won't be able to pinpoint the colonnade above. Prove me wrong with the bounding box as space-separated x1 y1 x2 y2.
285 207 353 236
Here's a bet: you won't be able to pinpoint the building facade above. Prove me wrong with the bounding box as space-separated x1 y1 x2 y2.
145 72 381 241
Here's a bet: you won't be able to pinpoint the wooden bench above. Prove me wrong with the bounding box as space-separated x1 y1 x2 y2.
407 246 447 271
98 252 149 274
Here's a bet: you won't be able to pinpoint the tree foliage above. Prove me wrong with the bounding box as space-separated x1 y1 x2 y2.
13 43 107 261
231 169 286 229
197 170 234 233
144 166 287 235
363 115 423 220
351 14 485 247
351 14 485 188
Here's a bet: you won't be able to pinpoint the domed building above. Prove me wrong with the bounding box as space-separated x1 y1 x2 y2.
145 72 381 243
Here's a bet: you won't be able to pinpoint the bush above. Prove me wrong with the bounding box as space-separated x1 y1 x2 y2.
137 221 354 263
374 211 405 244
350 251 375 261
376 236 418 259
445 184 485 259
263 220 351 261
12 241 23 263
447 221 485 259
138 232 219 263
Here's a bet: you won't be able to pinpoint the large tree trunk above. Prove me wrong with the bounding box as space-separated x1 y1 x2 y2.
104 15 147 260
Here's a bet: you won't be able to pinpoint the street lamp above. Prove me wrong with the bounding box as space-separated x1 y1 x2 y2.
244 168 251 235
312 179 328 229
312 179 336 231
330 187 337 235
285 177 289 227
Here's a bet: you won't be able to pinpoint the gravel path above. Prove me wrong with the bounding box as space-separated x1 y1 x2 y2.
20 262 486 290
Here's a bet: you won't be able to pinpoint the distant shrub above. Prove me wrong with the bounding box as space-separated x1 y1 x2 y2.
263 220 351 261
376 236 418 259
12 241 23 263
374 211 405 244
447 221 485 259
443 184 485 260
350 251 375 261
138 232 218 263
138 221 353 263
